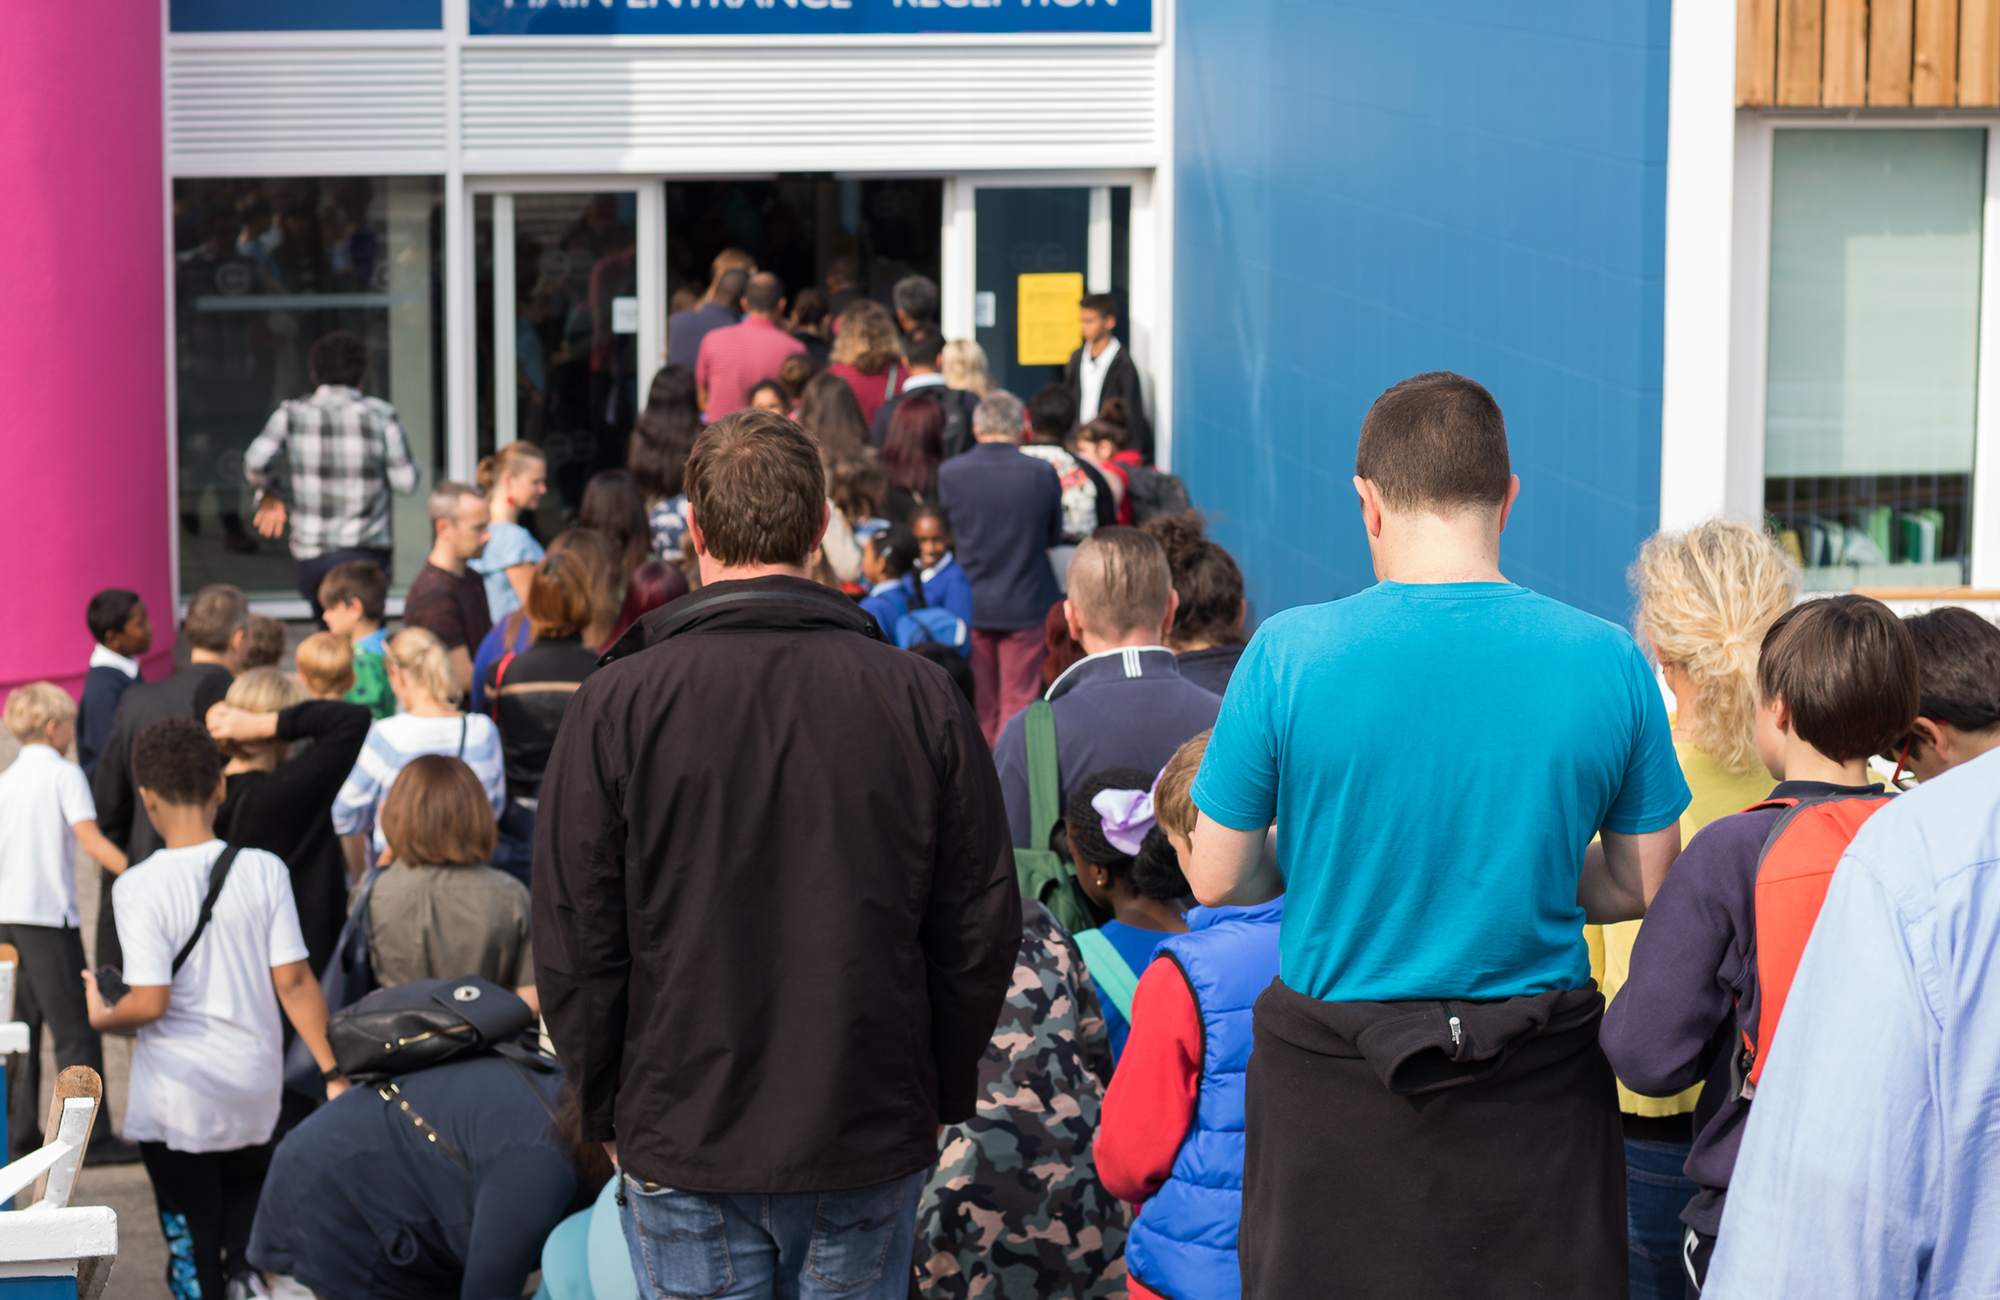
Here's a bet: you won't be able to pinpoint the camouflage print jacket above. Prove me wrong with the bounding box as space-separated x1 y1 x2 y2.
915 900 1130 1299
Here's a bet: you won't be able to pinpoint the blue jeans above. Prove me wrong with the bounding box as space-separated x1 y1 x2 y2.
619 1168 925 1300
1625 1137 1697 1300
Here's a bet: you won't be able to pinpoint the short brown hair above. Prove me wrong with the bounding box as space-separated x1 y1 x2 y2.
1144 511 1245 648
1757 595 1919 762
379 755 497 867
527 550 597 640
1068 527 1173 640
318 559 388 624
242 615 286 670
295 631 355 696
182 584 250 654
684 410 827 569
1154 728 1212 838
1355 372 1511 515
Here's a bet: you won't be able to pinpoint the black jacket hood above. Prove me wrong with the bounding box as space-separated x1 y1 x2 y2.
599 575 884 666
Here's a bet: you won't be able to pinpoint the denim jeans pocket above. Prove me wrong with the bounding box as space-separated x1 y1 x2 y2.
804 1176 909 1292
624 1176 735 1300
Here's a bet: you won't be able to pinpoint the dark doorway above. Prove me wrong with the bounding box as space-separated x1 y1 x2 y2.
666 177 942 313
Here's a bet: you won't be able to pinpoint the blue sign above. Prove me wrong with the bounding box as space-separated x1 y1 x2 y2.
172 0 441 30
468 0 1150 36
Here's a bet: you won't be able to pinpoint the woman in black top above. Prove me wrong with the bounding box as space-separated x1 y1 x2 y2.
485 550 602 881
207 670 373 975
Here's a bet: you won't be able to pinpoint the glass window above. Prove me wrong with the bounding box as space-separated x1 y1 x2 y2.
173 176 444 601
1765 129 1985 590
973 187 1131 401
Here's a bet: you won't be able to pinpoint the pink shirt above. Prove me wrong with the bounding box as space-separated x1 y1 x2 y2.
695 316 806 418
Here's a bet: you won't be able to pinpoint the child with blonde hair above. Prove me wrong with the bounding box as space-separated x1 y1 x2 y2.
1096 729 1281 1300
1600 517 1799 1296
331 628 504 877
293 631 355 700
0 682 128 1157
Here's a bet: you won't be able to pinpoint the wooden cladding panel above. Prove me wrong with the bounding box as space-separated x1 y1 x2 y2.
1965 0 2000 101
1914 0 1961 103
1823 0 1869 101
1778 0 1826 102
1740 0 2000 105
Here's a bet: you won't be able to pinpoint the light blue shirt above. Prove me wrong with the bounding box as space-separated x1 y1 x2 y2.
470 520 544 621
1706 748 2000 1298
1190 581 1687 1002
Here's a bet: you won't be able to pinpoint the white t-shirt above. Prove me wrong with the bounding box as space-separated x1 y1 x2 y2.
0 745 95 927
114 840 310 1153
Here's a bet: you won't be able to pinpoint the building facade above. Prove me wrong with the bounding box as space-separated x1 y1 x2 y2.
3 0 1994 692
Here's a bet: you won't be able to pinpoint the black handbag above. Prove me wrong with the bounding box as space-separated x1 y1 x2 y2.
327 976 534 1082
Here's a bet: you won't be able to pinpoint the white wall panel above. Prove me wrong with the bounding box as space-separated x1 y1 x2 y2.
459 45 1159 173
168 45 448 174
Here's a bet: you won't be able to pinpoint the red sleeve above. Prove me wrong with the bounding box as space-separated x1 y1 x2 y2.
1097 956 1202 1205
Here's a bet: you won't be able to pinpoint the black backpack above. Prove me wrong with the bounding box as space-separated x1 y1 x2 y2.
1124 465 1191 525
328 976 536 1082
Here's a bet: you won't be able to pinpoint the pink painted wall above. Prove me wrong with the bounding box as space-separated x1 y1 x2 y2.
0 3 176 698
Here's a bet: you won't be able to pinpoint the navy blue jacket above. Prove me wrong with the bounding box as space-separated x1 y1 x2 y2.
666 301 739 371
937 444 1064 631
1600 779 1883 1211
993 647 1221 849
77 664 141 782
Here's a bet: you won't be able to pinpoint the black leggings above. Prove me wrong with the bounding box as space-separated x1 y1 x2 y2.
140 1141 273 1300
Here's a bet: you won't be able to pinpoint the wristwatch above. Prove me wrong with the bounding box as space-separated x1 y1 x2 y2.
321 1066 345 1082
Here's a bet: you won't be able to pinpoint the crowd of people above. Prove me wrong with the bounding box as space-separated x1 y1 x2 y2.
2 300 1999 1300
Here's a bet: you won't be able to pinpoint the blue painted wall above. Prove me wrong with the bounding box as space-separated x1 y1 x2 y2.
1172 1 1671 624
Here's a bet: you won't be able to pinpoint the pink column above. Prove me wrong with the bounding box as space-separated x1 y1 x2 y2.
0 3 175 697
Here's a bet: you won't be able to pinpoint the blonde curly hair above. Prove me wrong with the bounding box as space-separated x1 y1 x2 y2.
829 299 900 374
1631 520 1799 774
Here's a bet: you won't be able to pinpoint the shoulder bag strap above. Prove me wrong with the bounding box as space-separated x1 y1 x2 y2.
494 1043 564 1126
1073 928 1141 1021
1025 700 1060 853
457 715 468 759
172 844 242 976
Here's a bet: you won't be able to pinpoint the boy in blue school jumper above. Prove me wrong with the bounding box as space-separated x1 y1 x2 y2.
77 590 153 781
1097 730 1282 1300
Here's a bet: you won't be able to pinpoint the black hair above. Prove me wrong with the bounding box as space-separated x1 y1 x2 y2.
1079 292 1118 320
629 364 702 500
308 331 368 388
893 274 939 325
910 502 953 534
714 266 750 306
744 272 785 313
86 589 143 644
1906 606 2000 733
1132 826 1190 902
869 524 928 608
1028 382 1077 444
1053 766 1155 888
133 717 223 806
902 328 945 369
911 641 975 705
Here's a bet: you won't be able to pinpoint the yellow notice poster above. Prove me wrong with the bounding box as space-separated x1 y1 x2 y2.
1017 273 1084 366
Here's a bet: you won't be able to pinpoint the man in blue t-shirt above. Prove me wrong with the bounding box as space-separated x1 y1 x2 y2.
1186 372 1689 1298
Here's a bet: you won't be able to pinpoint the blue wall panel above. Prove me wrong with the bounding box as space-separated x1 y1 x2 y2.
1173 0 1670 624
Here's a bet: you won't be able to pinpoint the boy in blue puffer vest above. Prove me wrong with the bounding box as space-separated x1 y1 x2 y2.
1098 729 1282 1300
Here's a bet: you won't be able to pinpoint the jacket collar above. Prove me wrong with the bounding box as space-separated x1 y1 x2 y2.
599 575 883 666
1044 645 1180 701
1187 895 1284 930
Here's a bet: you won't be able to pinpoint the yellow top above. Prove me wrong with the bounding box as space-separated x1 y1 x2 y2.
1587 729 1776 1117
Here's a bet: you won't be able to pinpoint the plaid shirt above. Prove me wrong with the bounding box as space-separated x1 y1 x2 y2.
244 385 420 560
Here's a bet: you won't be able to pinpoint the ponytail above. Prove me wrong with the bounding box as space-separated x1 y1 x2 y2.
477 440 546 495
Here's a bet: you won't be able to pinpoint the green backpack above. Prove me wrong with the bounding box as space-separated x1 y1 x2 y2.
1012 700 1099 937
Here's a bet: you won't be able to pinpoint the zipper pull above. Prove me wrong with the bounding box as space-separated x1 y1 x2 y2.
1448 1015 1463 1049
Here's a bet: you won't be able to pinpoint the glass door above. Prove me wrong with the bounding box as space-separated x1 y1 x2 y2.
972 186 1129 403
477 191 641 526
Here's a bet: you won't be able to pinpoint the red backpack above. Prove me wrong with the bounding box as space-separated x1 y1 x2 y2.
1734 792 1893 1096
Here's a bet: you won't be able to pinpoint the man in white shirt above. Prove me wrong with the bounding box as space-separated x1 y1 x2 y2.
83 716 342 1300
0 684 128 1158
1063 293 1155 464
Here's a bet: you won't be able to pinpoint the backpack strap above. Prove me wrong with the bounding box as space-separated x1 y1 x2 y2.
1737 792 1894 1092
494 1043 563 1125
1024 700 1060 855
1074 929 1140 1020
171 844 242 977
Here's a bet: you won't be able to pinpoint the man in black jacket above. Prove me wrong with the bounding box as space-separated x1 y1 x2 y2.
91 583 248 969
1063 292 1154 464
535 409 1019 1300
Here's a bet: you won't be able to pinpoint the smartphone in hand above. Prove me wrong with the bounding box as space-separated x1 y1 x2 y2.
93 967 131 1007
